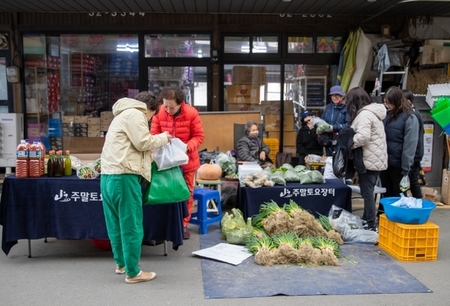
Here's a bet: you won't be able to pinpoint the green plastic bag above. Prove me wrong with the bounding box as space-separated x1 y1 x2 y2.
144 162 190 205
221 208 253 245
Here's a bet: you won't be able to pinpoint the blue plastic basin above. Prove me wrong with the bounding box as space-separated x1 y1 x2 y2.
380 197 436 224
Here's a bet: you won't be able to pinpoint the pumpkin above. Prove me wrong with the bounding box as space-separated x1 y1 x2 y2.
197 163 223 180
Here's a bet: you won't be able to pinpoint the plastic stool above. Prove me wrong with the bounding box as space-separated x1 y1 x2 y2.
190 188 222 235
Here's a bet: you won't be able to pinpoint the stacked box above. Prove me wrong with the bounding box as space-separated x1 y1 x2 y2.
100 111 113 132
74 123 88 137
227 85 261 104
264 114 295 132
378 214 439 262
232 66 266 85
88 117 101 138
49 137 63 152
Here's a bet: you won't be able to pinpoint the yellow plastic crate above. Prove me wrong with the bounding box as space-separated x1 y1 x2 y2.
378 214 439 262
263 137 279 160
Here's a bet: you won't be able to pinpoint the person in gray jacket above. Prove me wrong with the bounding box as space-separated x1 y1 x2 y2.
237 121 274 169
403 89 425 198
379 86 419 214
346 87 387 232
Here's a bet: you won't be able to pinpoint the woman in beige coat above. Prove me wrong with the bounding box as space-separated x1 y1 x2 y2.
346 87 387 232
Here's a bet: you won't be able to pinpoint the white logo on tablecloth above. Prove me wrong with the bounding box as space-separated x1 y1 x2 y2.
54 189 102 202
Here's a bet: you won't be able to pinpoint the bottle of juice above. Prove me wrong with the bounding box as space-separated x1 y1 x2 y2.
29 140 42 178
15 140 29 178
47 150 55 177
38 139 46 176
54 150 63 177
64 150 72 176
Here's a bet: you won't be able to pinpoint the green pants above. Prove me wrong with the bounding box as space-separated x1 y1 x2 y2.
101 174 143 277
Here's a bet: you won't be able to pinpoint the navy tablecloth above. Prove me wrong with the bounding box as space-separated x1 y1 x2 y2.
0 175 187 255
236 179 352 219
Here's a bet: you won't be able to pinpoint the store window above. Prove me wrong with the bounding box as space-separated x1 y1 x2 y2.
224 36 279 54
144 34 210 58
23 33 139 153
287 36 314 54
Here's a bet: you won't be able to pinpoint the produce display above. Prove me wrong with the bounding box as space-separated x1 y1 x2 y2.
240 163 325 187
76 165 99 179
246 199 343 266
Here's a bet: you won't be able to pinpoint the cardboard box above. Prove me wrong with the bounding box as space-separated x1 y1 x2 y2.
74 116 88 124
226 103 261 112
227 85 261 104
420 45 443 65
87 117 101 125
100 123 110 131
436 48 450 64
283 131 297 146
260 100 294 115
100 111 114 121
422 187 438 202
232 66 266 85
62 116 75 124
441 169 450 204
264 114 295 132
88 125 101 137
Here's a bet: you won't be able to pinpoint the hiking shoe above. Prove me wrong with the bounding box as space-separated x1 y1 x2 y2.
183 227 190 240
115 266 125 274
361 220 368 229
125 271 156 284
367 226 378 233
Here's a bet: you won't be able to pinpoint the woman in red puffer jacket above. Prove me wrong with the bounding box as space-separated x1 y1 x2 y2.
150 86 205 239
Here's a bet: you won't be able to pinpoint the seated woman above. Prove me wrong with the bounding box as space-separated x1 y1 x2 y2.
296 110 324 165
236 121 274 169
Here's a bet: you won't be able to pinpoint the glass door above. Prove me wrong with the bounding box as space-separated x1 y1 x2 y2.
146 65 208 111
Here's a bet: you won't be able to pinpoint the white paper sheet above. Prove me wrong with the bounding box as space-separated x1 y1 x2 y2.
192 243 252 266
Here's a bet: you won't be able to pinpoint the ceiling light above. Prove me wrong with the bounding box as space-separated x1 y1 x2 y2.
367 0 377 2
283 0 292 2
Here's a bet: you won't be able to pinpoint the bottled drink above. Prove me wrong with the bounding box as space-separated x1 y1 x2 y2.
64 150 72 176
47 150 55 177
29 140 42 178
44 154 49 175
54 150 64 177
15 140 29 178
38 139 46 176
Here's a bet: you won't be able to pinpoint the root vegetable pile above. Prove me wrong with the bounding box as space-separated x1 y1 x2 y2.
247 199 343 266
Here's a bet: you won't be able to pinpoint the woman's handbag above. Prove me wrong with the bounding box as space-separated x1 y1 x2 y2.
143 162 191 205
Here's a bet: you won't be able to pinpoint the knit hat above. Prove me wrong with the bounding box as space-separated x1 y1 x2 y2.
329 85 345 96
300 110 312 121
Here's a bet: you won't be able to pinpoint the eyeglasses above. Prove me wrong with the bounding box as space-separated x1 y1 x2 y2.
164 104 179 111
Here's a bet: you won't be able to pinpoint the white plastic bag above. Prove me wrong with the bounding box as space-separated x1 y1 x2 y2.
152 138 189 170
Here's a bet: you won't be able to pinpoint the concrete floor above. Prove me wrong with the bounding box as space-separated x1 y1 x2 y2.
1 198 449 306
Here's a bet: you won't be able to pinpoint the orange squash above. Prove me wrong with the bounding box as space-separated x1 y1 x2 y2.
197 163 223 180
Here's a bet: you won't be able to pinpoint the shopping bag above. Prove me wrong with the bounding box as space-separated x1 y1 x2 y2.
152 138 189 170
143 162 191 205
332 148 346 179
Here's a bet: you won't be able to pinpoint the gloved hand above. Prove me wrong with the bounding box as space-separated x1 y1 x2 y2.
324 124 333 133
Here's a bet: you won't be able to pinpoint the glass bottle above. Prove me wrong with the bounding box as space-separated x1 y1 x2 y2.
54 150 63 177
47 150 55 177
64 150 72 176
